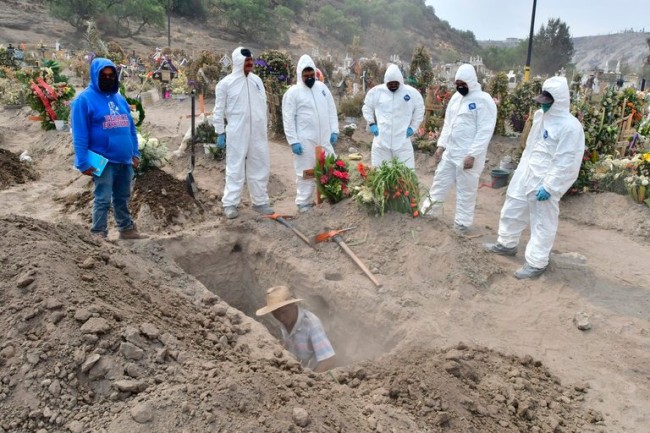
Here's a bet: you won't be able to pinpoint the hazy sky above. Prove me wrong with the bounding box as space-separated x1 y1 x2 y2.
427 0 648 40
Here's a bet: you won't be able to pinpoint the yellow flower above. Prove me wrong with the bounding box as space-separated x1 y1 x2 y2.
643 153 650 163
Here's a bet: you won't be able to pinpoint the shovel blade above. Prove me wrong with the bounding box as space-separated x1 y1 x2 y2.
186 172 197 198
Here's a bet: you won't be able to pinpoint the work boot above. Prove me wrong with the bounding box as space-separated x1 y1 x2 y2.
119 225 148 240
252 203 274 215
454 223 470 234
224 206 239 219
483 242 517 256
297 203 313 213
514 263 547 279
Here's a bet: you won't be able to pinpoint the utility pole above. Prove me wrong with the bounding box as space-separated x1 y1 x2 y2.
524 0 537 82
167 0 172 48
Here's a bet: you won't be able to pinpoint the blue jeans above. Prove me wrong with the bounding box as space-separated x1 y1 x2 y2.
91 162 134 235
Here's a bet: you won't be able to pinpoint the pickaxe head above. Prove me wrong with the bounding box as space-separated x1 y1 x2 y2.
314 227 355 243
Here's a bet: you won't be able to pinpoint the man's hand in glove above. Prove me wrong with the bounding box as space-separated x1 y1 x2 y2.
406 127 414 138
291 143 303 155
330 133 338 146
369 123 379 136
216 134 226 149
536 186 550 201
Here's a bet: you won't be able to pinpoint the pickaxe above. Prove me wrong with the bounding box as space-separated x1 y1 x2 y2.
314 228 382 287
263 213 316 249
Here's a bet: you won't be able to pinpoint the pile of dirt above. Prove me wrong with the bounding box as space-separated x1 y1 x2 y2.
0 148 39 190
0 214 601 433
130 168 206 231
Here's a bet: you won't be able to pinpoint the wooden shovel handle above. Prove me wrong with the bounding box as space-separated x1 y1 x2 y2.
334 235 382 287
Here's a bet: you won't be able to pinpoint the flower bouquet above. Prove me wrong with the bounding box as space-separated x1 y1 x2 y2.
137 132 168 174
352 158 420 217
623 152 650 206
314 148 350 204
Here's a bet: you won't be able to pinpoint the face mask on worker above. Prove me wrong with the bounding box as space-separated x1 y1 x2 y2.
456 85 469 96
99 72 116 92
304 77 316 88
541 102 553 113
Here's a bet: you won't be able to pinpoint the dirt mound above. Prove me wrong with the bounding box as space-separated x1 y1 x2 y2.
130 168 205 232
0 214 600 433
0 148 39 190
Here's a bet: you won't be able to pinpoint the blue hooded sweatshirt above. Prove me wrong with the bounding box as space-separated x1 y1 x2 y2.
71 58 139 172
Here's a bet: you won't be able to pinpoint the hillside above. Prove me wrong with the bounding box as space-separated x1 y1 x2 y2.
0 0 480 64
572 32 650 73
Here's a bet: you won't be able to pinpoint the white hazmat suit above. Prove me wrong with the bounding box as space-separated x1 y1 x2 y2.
213 47 271 209
421 64 497 228
362 64 424 168
496 76 585 269
282 55 339 206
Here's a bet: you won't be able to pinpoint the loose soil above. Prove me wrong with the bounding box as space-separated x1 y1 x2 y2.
0 90 648 433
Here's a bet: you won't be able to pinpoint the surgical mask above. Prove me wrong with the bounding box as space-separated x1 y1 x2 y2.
456 85 469 96
99 78 115 93
304 77 316 88
541 103 553 113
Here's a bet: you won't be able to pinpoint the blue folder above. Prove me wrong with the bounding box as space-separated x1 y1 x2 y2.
87 150 109 176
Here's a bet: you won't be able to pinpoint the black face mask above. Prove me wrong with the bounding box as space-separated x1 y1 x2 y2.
304 77 316 88
99 78 115 93
456 85 469 96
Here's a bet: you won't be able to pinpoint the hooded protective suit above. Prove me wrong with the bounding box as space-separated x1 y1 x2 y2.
496 76 585 268
213 47 270 208
421 64 497 227
282 55 339 206
362 64 424 168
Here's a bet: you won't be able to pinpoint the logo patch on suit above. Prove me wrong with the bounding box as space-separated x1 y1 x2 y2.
404 94 411 101
468 102 476 110
255 83 261 92
543 130 549 139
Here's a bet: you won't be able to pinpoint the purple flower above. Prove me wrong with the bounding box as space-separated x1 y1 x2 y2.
255 59 268 67
278 75 286 82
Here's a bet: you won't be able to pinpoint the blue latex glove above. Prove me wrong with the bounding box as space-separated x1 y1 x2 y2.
291 142 303 155
369 124 379 136
536 186 550 201
216 134 226 149
406 127 414 138
330 133 338 146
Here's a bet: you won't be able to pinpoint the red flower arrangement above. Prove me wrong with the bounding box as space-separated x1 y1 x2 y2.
314 149 350 204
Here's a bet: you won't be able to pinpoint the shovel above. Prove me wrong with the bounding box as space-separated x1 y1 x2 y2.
185 90 198 198
264 213 315 249
314 228 382 287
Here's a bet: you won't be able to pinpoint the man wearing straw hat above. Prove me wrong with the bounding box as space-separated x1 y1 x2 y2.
256 286 336 372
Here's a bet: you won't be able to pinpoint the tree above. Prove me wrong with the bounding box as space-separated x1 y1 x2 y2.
532 18 574 76
107 0 166 37
47 0 107 32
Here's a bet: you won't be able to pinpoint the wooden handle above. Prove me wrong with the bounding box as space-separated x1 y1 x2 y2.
315 145 323 204
334 236 382 287
199 94 205 114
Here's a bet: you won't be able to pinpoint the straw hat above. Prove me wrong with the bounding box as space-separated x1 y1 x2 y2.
255 286 302 316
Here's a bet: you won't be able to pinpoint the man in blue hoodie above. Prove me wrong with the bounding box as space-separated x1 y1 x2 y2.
71 57 146 239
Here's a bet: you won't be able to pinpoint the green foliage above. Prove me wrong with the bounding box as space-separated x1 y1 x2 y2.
108 0 166 37
508 79 542 132
408 45 434 94
480 43 526 73
339 94 364 118
48 0 107 32
488 72 511 136
317 5 359 45
253 50 293 136
187 51 225 98
532 18 574 76
481 18 573 76
353 159 420 217
215 0 293 46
